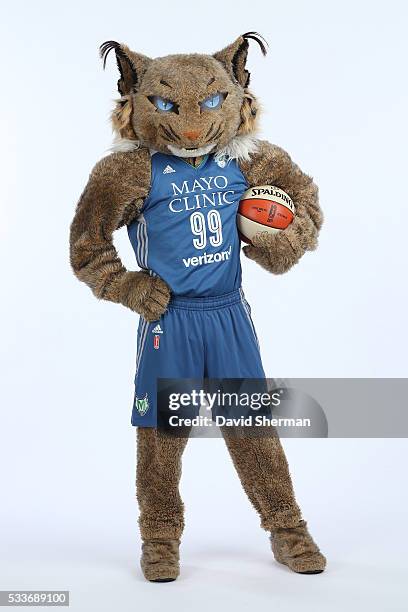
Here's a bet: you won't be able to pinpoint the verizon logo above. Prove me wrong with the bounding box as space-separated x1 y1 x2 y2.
182 245 232 268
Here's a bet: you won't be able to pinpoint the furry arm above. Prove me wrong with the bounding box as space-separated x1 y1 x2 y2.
239 140 323 274
70 149 170 321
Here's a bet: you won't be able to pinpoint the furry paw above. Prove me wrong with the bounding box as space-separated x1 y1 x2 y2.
270 520 326 574
120 271 171 321
141 539 180 582
243 219 318 275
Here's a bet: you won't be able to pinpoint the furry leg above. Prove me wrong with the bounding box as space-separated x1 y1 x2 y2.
136 428 188 582
222 427 326 573
221 427 302 529
136 428 188 540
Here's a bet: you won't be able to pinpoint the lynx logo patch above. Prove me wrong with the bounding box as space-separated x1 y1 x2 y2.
215 154 228 168
135 394 150 416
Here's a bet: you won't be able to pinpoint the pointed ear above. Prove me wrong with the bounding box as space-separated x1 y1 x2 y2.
100 41 152 95
213 32 267 88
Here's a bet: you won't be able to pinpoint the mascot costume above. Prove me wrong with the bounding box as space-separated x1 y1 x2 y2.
70 33 326 582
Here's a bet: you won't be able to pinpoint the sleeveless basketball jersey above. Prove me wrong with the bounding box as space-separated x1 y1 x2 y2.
127 152 248 297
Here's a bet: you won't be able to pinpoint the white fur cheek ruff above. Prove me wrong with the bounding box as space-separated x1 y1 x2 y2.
110 137 140 153
214 134 259 162
110 134 260 162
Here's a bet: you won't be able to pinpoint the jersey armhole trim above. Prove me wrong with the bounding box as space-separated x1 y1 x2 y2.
234 158 250 190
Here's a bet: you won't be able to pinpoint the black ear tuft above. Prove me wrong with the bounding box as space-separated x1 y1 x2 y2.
100 40 123 69
214 33 268 88
242 32 268 56
99 40 139 96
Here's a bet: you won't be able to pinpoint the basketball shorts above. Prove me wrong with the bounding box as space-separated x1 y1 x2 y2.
131 288 266 427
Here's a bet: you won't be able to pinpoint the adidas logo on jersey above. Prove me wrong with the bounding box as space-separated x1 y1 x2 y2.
152 324 163 334
163 165 176 174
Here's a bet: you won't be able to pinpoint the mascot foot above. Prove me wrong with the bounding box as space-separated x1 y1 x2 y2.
270 520 326 574
141 539 180 582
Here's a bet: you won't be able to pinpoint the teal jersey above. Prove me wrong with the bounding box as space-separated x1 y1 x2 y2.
128 152 248 297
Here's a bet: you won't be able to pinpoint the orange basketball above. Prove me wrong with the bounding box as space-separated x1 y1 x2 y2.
237 185 295 244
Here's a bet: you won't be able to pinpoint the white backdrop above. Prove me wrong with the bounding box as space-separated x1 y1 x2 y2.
0 1 407 611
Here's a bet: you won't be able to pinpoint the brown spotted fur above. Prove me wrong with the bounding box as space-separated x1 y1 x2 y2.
136 426 302 538
70 34 325 581
70 148 170 320
70 34 322 322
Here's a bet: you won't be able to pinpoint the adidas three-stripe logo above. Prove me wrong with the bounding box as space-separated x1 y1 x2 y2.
163 165 176 174
152 324 163 334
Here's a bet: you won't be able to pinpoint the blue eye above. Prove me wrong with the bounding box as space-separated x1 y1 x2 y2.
205 94 220 108
152 96 175 112
201 92 224 110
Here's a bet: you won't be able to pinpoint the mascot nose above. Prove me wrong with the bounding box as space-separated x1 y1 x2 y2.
183 129 201 141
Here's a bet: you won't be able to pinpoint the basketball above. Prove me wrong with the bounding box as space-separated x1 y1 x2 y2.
237 185 295 244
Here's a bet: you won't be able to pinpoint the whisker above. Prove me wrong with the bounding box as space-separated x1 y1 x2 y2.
160 124 177 142
167 124 180 140
161 136 175 144
208 124 223 142
204 122 215 140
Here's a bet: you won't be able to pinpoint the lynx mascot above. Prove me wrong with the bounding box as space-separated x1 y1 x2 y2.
70 33 326 582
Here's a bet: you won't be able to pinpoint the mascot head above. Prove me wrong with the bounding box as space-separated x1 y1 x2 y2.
100 33 267 160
